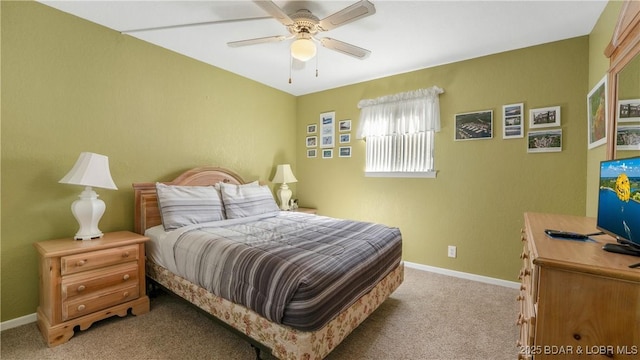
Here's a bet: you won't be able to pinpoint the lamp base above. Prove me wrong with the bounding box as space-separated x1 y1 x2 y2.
74 233 104 241
277 183 292 211
71 186 106 240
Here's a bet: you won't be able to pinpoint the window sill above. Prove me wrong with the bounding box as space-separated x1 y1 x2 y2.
364 171 437 178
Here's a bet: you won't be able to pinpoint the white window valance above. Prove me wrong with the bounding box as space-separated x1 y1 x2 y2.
356 86 444 139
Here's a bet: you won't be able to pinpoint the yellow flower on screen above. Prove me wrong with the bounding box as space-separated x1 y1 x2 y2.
615 173 630 202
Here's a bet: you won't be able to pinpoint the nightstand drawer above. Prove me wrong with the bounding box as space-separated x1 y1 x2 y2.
62 284 139 321
61 244 139 275
62 262 138 300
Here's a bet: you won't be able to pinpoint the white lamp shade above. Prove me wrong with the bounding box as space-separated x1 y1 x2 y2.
59 152 117 190
272 164 298 184
290 38 317 62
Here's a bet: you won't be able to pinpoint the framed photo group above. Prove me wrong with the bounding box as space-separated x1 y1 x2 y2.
306 111 352 159
454 102 563 153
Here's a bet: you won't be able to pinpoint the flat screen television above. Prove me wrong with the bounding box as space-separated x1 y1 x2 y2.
597 156 640 246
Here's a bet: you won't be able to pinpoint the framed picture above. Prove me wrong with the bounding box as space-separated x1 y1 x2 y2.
305 136 317 148
587 75 608 149
306 124 317 134
454 110 493 140
502 103 524 139
306 149 317 158
529 106 561 128
320 111 335 148
616 125 640 150
339 120 352 132
527 129 562 153
322 149 333 159
618 99 640 122
339 146 352 157
339 134 351 143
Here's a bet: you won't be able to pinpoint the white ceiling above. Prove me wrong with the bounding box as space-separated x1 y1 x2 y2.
39 0 608 96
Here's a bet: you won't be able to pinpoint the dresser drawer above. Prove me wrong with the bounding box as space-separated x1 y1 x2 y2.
62 284 139 321
61 244 139 275
61 262 138 300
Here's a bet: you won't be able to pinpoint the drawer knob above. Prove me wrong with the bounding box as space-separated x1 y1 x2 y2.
77 304 86 312
77 260 86 267
122 252 130 258
123 274 130 281
123 291 129 298
77 285 86 292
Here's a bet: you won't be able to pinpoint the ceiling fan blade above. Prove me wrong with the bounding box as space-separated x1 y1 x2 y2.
121 16 270 34
318 0 376 32
228 35 288 47
252 0 295 26
320 38 371 59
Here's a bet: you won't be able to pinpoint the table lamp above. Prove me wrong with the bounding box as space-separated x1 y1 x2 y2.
59 152 118 240
271 164 298 210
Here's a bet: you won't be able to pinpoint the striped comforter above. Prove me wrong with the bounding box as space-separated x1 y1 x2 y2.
159 211 402 331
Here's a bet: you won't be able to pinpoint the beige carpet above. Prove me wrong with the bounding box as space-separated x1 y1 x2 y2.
1 267 518 360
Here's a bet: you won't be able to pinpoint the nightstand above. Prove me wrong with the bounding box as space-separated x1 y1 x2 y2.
34 231 150 347
291 207 317 214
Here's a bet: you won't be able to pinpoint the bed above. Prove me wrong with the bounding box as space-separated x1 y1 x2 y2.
133 166 404 359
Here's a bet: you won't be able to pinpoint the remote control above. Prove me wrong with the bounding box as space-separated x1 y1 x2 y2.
544 229 588 240
603 243 640 257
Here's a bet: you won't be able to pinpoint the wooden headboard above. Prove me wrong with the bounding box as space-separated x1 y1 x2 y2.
132 167 246 234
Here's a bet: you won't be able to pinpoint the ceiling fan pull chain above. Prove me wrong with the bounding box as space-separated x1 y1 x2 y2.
289 53 293 84
316 51 319 78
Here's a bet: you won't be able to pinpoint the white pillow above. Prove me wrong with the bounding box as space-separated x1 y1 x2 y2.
156 183 225 231
214 180 259 190
219 182 279 219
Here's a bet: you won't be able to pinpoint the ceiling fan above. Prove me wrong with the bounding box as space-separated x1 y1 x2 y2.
229 0 376 62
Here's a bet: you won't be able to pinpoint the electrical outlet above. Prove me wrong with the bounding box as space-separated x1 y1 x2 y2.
448 245 457 258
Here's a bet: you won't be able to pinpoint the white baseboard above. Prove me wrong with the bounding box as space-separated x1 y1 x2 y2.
0 313 37 332
1 262 518 331
404 261 520 289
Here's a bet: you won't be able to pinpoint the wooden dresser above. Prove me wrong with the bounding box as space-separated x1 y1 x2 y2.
518 213 639 359
34 231 150 347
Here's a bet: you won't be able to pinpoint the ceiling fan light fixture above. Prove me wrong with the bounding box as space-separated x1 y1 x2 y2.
290 38 316 62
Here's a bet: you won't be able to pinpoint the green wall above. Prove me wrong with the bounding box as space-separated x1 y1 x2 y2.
296 37 589 280
0 0 631 324
1 1 296 322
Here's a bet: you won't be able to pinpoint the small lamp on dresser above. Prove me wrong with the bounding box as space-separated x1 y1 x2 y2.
271 164 298 210
59 152 117 240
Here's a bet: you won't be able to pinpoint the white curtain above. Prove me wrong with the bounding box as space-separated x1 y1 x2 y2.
356 86 444 139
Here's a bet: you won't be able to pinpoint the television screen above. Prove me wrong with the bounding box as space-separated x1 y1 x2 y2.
597 156 640 245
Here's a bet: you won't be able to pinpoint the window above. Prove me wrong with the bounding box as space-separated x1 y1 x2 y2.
356 86 444 178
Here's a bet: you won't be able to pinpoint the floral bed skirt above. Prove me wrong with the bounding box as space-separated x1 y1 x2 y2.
146 260 404 360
